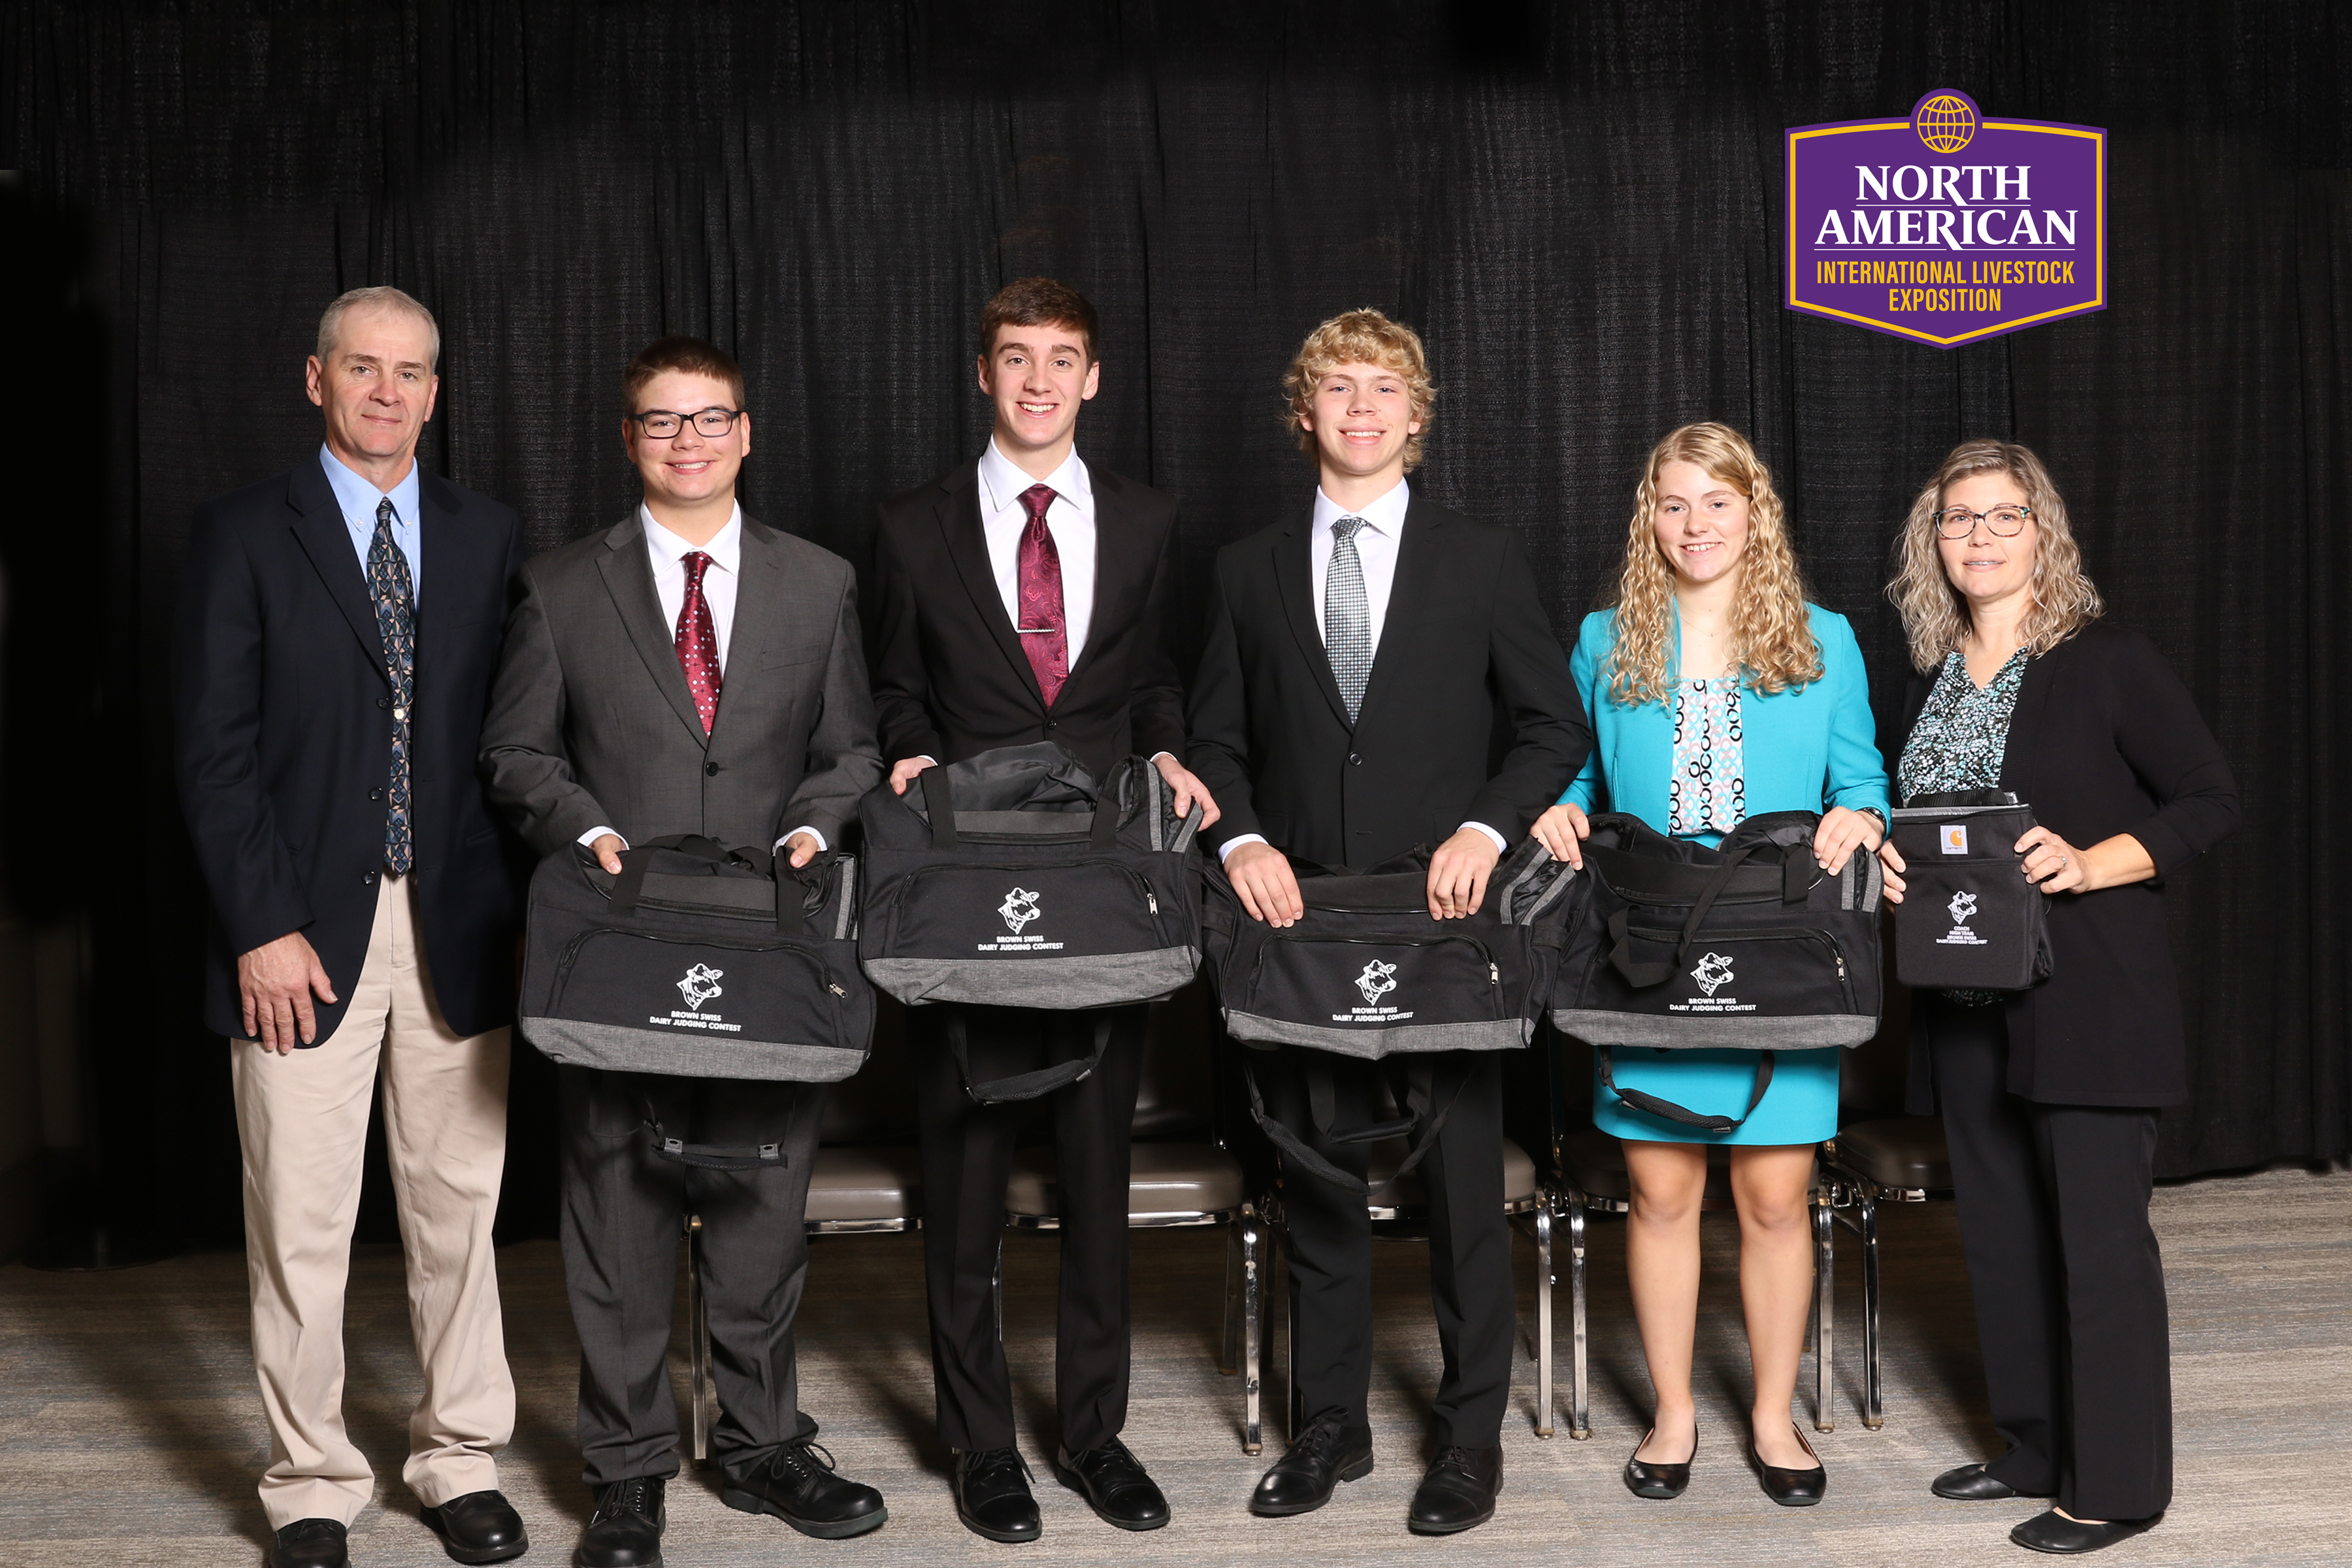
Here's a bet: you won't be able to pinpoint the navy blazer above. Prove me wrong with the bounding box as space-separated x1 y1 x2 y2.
174 457 529 1043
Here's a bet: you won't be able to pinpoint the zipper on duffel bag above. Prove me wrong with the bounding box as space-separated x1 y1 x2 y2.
1613 923 1856 1011
1249 932 1507 1016
549 929 849 1014
887 859 1168 951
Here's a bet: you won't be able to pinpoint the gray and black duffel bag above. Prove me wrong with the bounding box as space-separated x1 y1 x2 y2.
519 834 871 1168
1201 838 1576 1191
1889 789 2053 992
857 743 1203 1011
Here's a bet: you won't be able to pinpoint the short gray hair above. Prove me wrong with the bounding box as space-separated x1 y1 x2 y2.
315 285 440 370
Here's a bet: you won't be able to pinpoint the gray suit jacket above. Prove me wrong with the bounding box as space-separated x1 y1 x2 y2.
482 511 882 858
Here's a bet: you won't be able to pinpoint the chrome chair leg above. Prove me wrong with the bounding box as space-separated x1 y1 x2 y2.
1220 1214 1240 1377
686 1214 711 1466
1241 1202 1264 1454
1812 1184 1835 1433
1566 1190 1590 1440
1535 1196 1556 1438
1860 1185 1885 1430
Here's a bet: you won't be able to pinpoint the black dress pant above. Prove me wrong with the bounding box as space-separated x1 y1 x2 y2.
1929 1000 2172 1520
558 1065 827 1487
911 1002 1149 1454
1257 1046 1514 1449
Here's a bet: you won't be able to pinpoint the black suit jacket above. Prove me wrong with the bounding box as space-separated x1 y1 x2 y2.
1901 623 2241 1109
174 459 528 1043
870 459 1186 783
1186 495 1592 868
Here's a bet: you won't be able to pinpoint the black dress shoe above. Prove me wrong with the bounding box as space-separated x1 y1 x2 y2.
1933 1461 2050 1501
1624 1426 1696 1500
270 1518 349 1568
421 1490 530 1563
1407 1445 1503 1535
1750 1424 1828 1507
2011 1510 2159 1554
1054 1437 1169 1531
1248 1411 1375 1518
721 1440 888 1540
576 1476 664 1568
953 1447 1042 1543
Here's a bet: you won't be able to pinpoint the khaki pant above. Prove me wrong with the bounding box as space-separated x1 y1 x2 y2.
231 873 515 1529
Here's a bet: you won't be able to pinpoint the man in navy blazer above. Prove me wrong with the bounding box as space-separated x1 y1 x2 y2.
174 287 530 1568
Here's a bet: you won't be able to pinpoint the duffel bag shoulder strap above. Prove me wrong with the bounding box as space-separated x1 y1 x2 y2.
638 1082 792 1172
609 834 805 934
1597 1044 1775 1135
1241 1053 1467 1196
951 1011 1114 1104
919 765 960 850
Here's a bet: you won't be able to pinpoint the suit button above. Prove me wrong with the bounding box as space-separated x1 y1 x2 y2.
376 696 390 709
363 870 378 885
705 761 719 776
1348 753 1364 766
368 788 383 802
1045 719 1060 731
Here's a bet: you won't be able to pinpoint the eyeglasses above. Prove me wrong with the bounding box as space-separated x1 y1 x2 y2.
1935 504 2033 539
632 406 743 440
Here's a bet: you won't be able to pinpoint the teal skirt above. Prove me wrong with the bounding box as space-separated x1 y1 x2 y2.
1592 1045 1841 1147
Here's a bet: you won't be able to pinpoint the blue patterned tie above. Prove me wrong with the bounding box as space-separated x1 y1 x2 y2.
367 497 416 874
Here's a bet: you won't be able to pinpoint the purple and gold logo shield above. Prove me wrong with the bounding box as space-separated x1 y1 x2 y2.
1786 90 2105 347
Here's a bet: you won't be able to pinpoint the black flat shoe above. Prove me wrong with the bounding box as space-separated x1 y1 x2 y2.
953 1447 1042 1543
1248 1411 1375 1517
1054 1437 1169 1531
1933 1461 2050 1501
576 1476 664 1568
1750 1424 1827 1507
2011 1510 2159 1554
1624 1426 1696 1500
421 1490 529 1564
1407 1445 1502 1535
270 1519 350 1568
721 1439 887 1540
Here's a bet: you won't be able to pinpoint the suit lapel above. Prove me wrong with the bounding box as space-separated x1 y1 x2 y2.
1350 496 1442 730
2001 642 2059 797
596 513 710 746
286 461 389 683
1065 471 1127 685
937 465 1047 708
1273 513 1352 728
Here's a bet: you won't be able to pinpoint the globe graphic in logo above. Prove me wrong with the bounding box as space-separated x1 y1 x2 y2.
1916 94 1977 154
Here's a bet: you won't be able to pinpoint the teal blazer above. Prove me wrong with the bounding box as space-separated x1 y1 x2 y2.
1561 603 1890 834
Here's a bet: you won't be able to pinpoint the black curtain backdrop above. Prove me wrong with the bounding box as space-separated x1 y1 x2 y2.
4 2 2345 1247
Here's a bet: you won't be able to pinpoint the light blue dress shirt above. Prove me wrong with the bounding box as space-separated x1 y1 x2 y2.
318 444 423 604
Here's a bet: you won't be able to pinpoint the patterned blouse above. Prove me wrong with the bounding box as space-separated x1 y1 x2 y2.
1668 676 1745 836
1897 647 2031 1007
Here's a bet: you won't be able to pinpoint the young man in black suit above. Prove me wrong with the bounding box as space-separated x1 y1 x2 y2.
870 278 1219 1543
175 287 529 1568
1186 308 1590 1535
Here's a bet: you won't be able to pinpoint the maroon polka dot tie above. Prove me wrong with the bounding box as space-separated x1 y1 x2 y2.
1015 483 1068 707
676 551 722 734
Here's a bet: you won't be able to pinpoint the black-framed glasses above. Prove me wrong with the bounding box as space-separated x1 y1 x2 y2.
1935 504 2033 539
632 406 743 440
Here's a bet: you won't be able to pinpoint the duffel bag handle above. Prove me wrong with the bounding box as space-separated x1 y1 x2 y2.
1241 1053 1467 1197
1597 1044 1776 1135
919 762 1123 851
608 834 807 935
950 1012 1115 1105
639 1088 791 1172
1603 835 1820 990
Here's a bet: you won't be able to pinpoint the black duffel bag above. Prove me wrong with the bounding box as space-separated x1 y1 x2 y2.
1203 838 1576 1191
858 743 1203 1013
1550 811 1881 1132
519 835 872 1168
1889 790 2053 992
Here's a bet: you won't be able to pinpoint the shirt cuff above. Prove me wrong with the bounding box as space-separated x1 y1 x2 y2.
1149 751 1175 766
1459 821 1508 853
579 826 625 849
1218 832 1269 864
776 826 827 854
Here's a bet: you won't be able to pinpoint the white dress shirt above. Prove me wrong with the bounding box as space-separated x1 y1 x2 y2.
580 503 825 854
1218 478 1505 863
977 437 1096 664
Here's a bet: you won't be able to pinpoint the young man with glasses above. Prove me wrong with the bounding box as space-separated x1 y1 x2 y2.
482 336 886 1563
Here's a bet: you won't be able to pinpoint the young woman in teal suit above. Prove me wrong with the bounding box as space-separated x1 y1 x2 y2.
1531 423 1889 1505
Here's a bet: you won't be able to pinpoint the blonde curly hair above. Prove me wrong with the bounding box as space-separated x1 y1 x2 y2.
1887 440 2102 672
1281 308 1437 472
1602 422 1823 708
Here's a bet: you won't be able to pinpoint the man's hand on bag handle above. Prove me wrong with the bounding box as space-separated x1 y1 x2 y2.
1151 752 1222 830
1530 802 1590 870
781 830 822 870
1876 838 1908 904
1225 840 1305 928
589 833 626 875
1428 826 1501 919
888 757 935 796
238 930 338 1054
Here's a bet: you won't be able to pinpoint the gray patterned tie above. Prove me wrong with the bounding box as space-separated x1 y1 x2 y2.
366 497 416 874
1325 515 1373 723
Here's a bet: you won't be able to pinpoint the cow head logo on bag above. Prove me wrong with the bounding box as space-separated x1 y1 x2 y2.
1690 952 1735 997
1355 960 1398 1006
998 887 1041 935
1948 890 1978 926
1938 887 1989 947
676 962 725 1011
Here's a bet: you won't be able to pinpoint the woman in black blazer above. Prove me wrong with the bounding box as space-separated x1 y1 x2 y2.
1876 440 2238 1556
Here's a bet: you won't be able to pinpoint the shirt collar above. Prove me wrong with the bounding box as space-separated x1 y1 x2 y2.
319 444 423 531
1313 477 1411 540
640 503 743 575
978 438 1091 515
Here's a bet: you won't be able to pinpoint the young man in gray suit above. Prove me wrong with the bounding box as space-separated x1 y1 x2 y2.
482 337 887 1563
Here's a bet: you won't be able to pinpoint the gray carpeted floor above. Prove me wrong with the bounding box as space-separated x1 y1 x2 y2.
1 1166 2345 1567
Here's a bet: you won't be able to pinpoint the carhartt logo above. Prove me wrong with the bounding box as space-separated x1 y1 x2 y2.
999 887 1041 935
1691 952 1735 997
1948 890 1978 927
1355 960 1398 1006
676 962 725 1011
